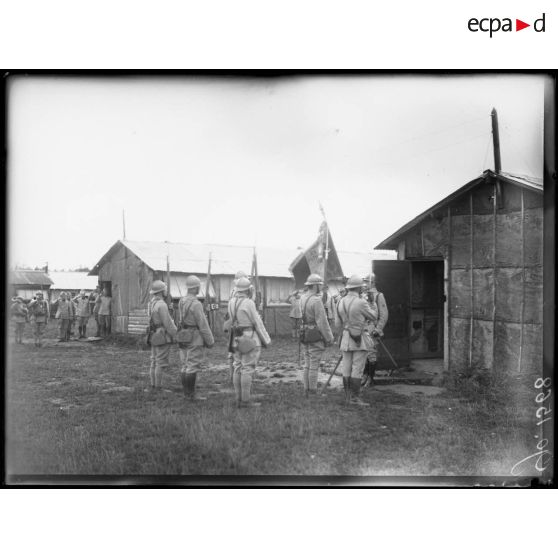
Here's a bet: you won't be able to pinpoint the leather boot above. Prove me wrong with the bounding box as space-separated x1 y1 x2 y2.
184 373 206 401
350 378 370 406
180 373 189 396
83 326 87 338
342 377 351 404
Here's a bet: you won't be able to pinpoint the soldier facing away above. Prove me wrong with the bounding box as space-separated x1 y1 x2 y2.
28 291 49 347
335 275 378 406
177 275 215 400
299 274 334 397
147 280 178 390
227 277 271 408
361 273 389 387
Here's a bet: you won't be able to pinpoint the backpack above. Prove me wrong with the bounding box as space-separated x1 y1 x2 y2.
299 296 323 345
176 298 196 347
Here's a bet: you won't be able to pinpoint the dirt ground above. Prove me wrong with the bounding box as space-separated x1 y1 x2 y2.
5 319 541 481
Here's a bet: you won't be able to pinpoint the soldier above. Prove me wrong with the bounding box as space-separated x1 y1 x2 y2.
177 275 215 400
55 292 74 342
227 276 271 408
322 284 335 329
225 271 249 383
362 273 389 387
335 275 377 406
287 290 302 340
97 288 112 337
28 291 50 347
91 286 101 336
147 280 178 390
11 296 28 344
299 274 334 398
73 290 91 339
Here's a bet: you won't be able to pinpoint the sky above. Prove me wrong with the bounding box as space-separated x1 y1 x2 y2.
8 74 546 271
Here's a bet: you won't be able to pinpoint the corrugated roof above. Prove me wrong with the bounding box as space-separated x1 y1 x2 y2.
375 170 543 249
49 272 99 291
10 269 53 286
91 240 296 278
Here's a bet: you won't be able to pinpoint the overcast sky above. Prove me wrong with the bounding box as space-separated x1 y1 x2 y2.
8 74 546 270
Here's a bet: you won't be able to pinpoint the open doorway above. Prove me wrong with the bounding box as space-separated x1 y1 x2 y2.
409 260 444 359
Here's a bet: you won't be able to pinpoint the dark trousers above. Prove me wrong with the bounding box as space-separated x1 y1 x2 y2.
99 314 111 337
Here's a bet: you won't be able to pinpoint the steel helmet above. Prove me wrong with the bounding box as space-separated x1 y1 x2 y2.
234 270 248 280
363 273 376 284
80 290 86 296
235 277 252 292
305 273 324 286
346 275 364 289
185 275 201 289
35 291 43 297
150 280 167 295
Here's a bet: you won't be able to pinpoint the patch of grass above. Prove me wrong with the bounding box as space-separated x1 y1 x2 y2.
5 330 541 479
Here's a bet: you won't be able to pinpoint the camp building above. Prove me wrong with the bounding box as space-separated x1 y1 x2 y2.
9 269 52 302
89 240 297 336
374 169 543 377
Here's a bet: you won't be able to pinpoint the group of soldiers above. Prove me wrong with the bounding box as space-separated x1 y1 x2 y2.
289 272 388 406
9 287 113 346
146 268 387 409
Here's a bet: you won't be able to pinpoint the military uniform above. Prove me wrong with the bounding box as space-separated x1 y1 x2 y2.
97 294 112 337
11 298 28 344
227 279 271 407
73 292 91 338
287 291 302 339
177 286 214 398
55 295 75 341
28 294 49 346
300 290 333 395
335 276 377 405
148 287 178 388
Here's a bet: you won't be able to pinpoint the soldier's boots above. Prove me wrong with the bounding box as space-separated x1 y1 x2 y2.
342 377 351 404
350 378 370 406
362 362 376 388
182 373 207 401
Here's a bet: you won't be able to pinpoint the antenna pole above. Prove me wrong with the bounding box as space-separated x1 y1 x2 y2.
122 209 127 240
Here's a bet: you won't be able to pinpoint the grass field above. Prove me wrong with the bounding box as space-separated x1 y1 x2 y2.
5 319 540 481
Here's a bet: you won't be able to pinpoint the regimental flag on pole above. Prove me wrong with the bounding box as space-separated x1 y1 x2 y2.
289 219 344 289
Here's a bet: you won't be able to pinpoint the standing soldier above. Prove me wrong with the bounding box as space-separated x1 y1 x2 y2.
362 273 389 387
287 290 302 340
147 280 178 390
335 275 377 406
55 292 74 342
97 288 112 337
227 276 271 408
11 296 28 344
299 274 334 398
177 275 215 401
73 290 91 339
91 286 101 336
28 291 50 347
225 271 249 383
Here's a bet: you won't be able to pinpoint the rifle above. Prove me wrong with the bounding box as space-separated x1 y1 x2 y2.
166 252 174 322
205 252 214 333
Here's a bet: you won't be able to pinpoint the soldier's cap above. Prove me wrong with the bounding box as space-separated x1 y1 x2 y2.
35 291 43 296
235 277 252 291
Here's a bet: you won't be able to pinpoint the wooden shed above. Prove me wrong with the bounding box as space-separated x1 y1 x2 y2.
88 240 297 337
375 170 543 377
9 269 52 302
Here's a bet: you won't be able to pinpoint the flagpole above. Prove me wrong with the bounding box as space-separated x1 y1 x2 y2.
319 202 329 282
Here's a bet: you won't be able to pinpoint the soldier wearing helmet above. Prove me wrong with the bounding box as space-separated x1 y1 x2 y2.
55 291 75 342
299 273 334 398
335 274 378 406
361 273 389 387
72 290 91 339
227 276 271 408
287 290 302 340
176 275 215 400
147 280 178 390
10 296 28 344
28 291 50 347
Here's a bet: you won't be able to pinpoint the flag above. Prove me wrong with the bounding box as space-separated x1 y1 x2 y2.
289 221 343 288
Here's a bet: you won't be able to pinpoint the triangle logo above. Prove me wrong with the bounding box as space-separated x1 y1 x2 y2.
516 19 530 31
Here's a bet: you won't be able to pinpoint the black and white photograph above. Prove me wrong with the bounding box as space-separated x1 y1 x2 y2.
4 73 554 484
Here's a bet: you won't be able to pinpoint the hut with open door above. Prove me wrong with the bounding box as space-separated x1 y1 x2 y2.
375 170 543 378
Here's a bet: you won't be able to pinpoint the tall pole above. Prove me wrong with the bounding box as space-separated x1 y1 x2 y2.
491 108 503 207
122 209 127 240
319 202 329 282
